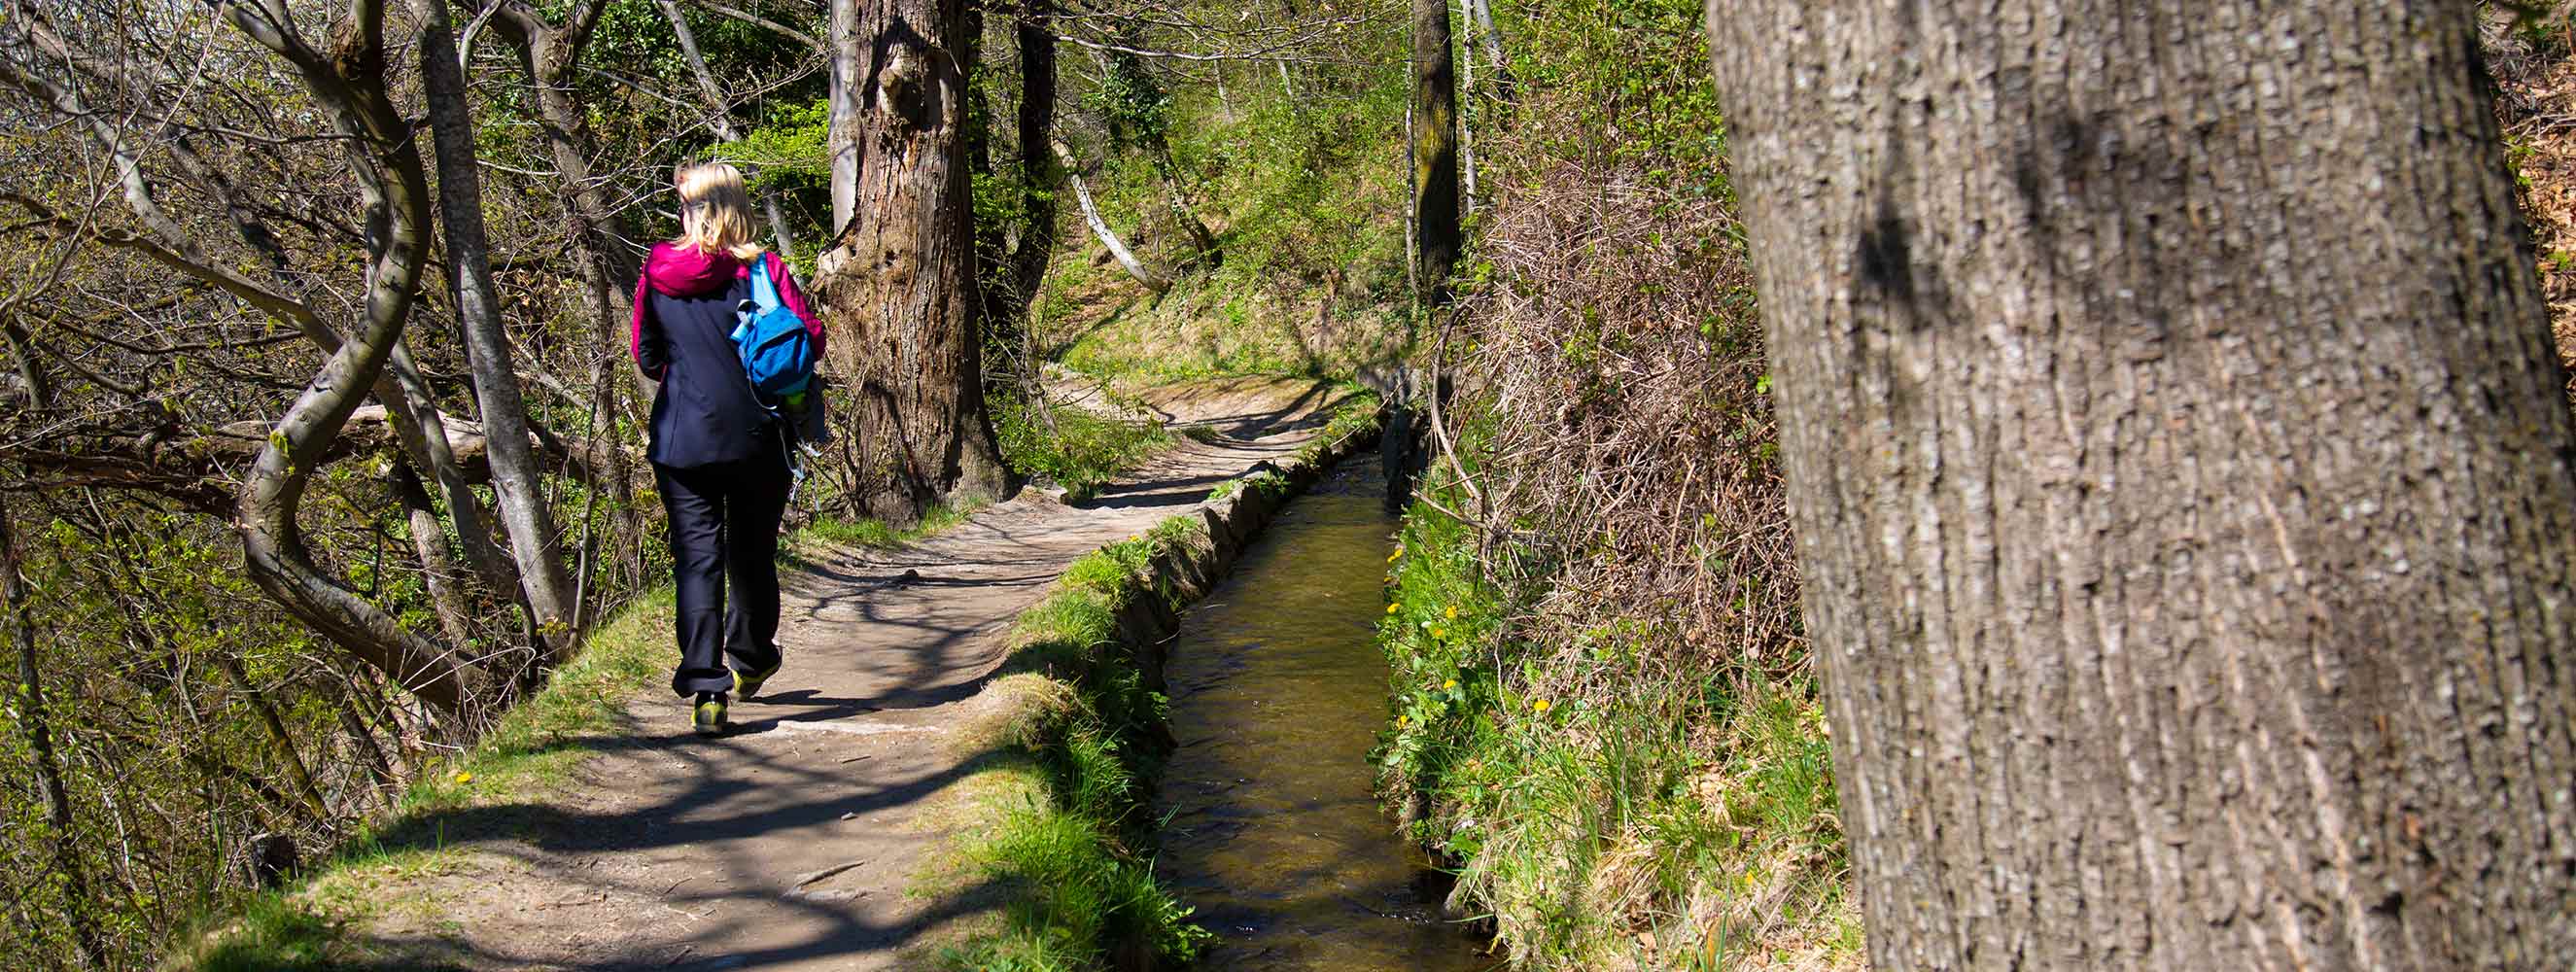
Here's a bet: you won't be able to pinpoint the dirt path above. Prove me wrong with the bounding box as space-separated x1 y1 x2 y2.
359 377 1354 971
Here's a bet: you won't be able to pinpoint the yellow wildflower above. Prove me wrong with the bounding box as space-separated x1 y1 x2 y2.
1533 699 1551 713
454 772 473 784
1442 678 1457 690
1388 546 1404 563
1386 603 1401 615
1445 605 1459 621
1431 626 1446 639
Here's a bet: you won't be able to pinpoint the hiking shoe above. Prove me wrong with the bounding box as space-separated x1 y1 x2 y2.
692 694 729 737
733 659 782 701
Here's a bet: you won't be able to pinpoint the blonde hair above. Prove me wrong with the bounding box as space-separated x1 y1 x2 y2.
674 162 763 260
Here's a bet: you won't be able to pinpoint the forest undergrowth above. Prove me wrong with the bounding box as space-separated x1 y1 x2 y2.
1374 2 1857 968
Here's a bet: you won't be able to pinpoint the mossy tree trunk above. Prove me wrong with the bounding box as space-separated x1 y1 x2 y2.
1706 2 2576 967
1411 0 1460 305
818 0 1010 522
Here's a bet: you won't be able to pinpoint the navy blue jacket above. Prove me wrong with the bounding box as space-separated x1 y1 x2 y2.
633 244 815 469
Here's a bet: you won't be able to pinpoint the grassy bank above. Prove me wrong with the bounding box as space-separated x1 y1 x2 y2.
925 394 1378 971
167 509 979 972
1365 2 1860 968
1377 482 1857 970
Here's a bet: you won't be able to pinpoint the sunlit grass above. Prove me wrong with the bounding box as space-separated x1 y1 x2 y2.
1377 486 1858 970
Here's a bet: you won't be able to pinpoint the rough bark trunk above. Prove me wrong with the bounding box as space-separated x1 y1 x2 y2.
816 0 1011 521
0 493 112 969
1057 142 1172 294
1705 3 2576 967
1410 0 1460 306
417 0 579 651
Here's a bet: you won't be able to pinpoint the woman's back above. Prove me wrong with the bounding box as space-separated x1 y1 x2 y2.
635 243 778 469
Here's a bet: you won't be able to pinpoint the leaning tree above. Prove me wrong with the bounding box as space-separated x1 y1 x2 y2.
1706 1 2576 967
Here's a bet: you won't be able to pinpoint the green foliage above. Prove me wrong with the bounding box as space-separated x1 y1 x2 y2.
1510 0 1731 193
1031 16 1413 383
991 393 1179 503
720 98 832 186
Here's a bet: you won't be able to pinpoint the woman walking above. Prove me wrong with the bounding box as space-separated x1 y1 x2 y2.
631 162 825 735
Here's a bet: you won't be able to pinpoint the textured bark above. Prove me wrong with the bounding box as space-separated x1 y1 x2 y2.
817 0 1010 521
1705 3 2576 967
417 0 578 650
1410 0 1459 305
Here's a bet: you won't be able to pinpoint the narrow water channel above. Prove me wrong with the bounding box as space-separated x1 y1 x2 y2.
1158 463 1494 971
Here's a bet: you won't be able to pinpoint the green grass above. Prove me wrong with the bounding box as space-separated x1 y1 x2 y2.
1376 485 1858 970
933 525 1219 971
993 394 1182 503
785 501 981 567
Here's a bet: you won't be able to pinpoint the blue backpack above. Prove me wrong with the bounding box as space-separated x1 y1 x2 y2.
732 256 818 408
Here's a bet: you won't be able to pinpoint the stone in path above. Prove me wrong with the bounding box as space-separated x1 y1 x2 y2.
350 377 1355 971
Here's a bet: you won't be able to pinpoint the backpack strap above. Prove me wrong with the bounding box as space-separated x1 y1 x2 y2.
749 253 781 311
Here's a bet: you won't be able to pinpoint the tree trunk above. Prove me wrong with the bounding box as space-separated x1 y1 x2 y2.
817 0 1011 522
1704 3 2576 967
0 493 112 969
1456 0 1477 218
485 0 651 601
1057 142 1172 295
984 0 1060 337
417 0 579 652
828 0 862 233
388 460 481 646
217 0 495 719
1410 0 1459 306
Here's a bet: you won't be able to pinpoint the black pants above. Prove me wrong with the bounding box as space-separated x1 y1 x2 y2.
656 452 790 697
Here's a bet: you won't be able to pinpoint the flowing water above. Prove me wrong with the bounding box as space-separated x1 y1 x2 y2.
1157 464 1495 971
